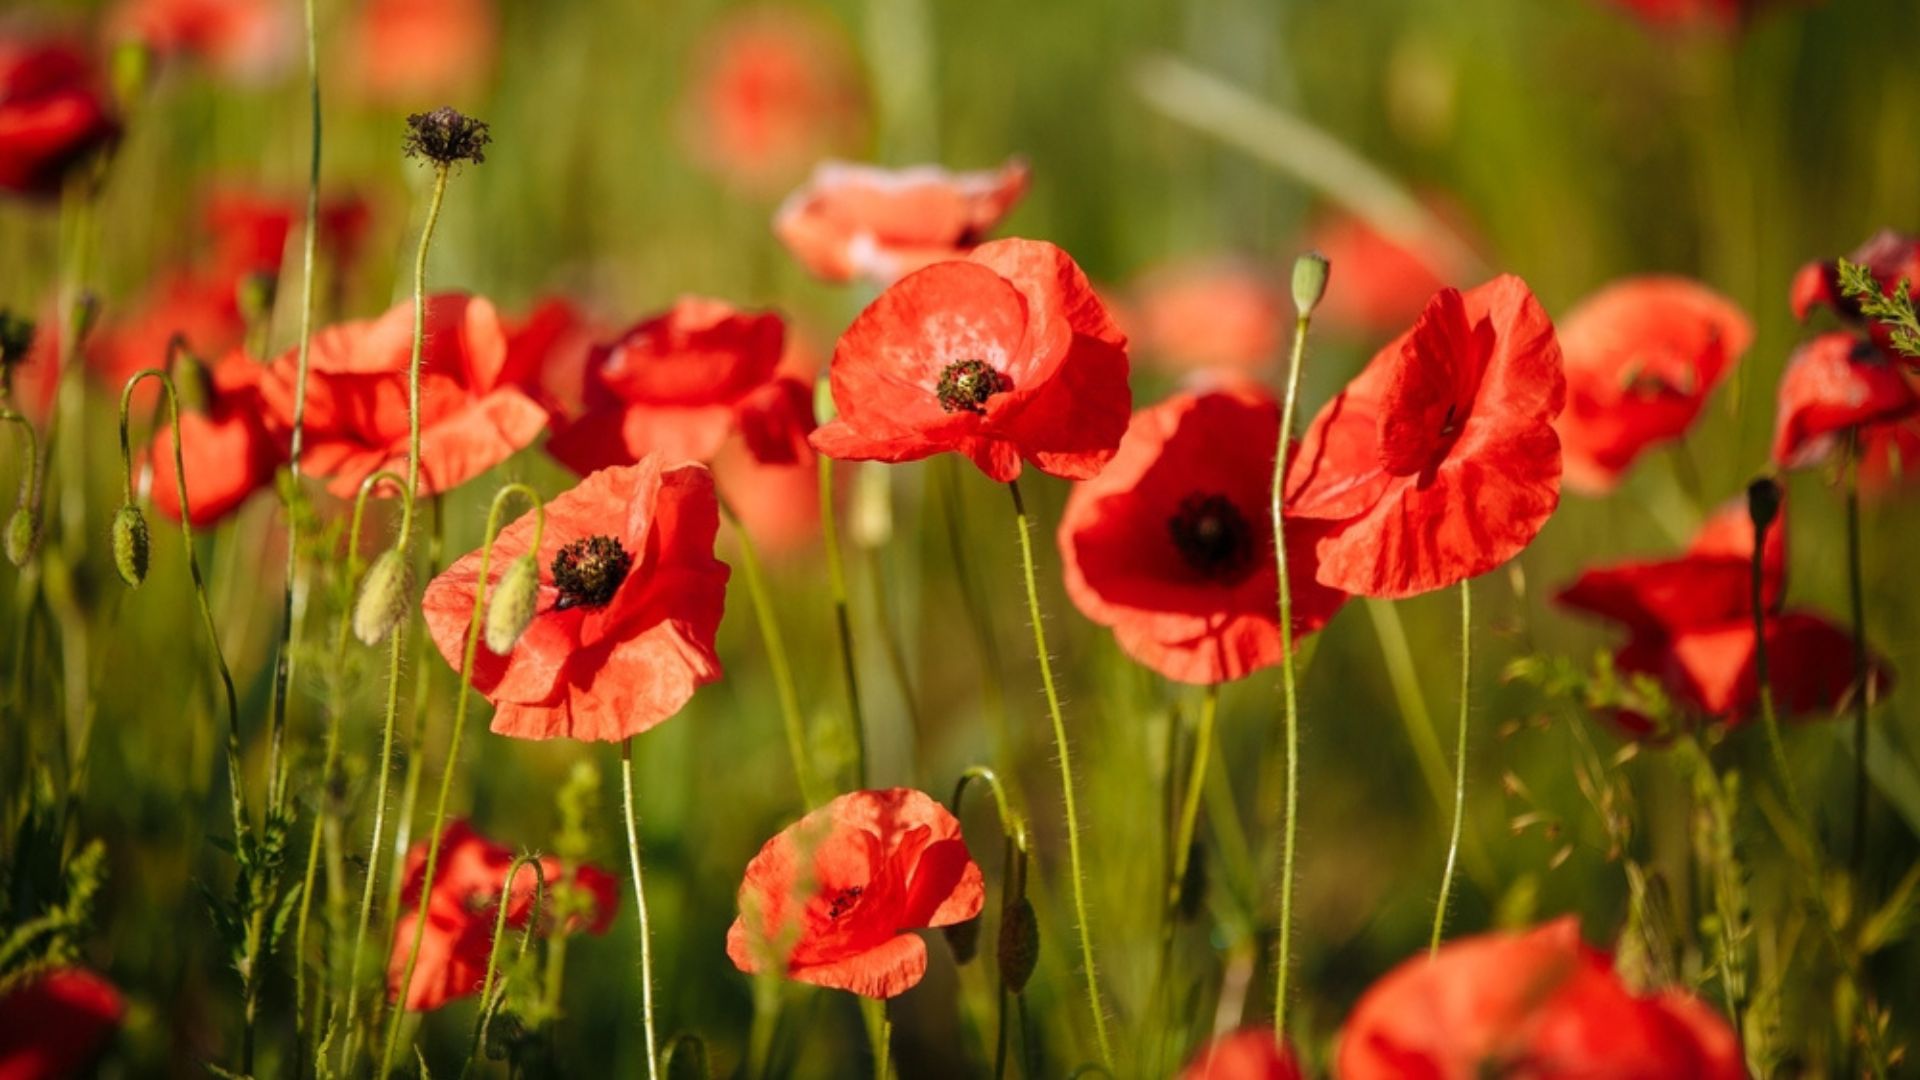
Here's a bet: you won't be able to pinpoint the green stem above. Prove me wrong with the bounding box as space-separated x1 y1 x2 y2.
396 165 450 551
862 998 893 1080
819 456 867 785
620 738 663 1080
1169 685 1217 918
721 497 820 807
466 855 545 1077
937 457 1012 766
1005 477 1111 1068
1845 431 1871 875
1429 580 1472 955
1269 312 1309 1034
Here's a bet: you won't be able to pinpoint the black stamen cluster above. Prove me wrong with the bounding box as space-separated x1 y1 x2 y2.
936 358 1007 414
551 535 632 610
404 107 491 167
1168 492 1257 583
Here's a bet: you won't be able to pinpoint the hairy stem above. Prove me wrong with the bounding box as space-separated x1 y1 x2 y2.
721 497 820 807
1269 313 1309 1032
819 456 867 785
1430 580 1472 954
621 738 663 1080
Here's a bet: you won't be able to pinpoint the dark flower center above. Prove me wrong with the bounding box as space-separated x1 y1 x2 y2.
936 359 1007 414
551 535 632 610
403 106 492 167
1168 493 1256 582
825 885 864 920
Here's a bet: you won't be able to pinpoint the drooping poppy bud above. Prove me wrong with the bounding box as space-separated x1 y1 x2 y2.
998 896 1040 994
4 505 36 567
355 547 413 645
111 502 149 586
484 554 539 654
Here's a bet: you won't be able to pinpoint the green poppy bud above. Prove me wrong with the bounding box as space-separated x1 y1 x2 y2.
1292 251 1331 318
111 503 149 587
485 554 540 654
353 547 413 645
4 506 37 567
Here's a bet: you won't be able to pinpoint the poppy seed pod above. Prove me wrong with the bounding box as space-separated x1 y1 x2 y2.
110 504 150 587
5 506 37 567
484 554 540 654
354 547 414 645
997 896 1040 994
1746 477 1782 533
1292 251 1330 317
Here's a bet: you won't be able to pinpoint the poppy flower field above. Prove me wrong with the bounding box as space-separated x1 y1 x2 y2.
5 0 1920 1076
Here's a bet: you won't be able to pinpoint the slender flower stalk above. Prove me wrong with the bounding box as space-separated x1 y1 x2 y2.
1429 581 1472 955
465 855 546 1077
1168 685 1217 920
383 485 545 1072
952 766 1031 1080
1005 476 1111 1068
1 410 40 567
620 737 663 1080
819 452 868 784
720 496 821 806
1270 254 1323 1031
1844 431 1871 872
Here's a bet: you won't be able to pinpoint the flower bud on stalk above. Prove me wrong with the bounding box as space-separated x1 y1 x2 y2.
998 896 1040 994
111 503 149 586
485 554 540 654
1747 476 1783 534
4 506 37 567
354 547 414 645
1292 250 1331 318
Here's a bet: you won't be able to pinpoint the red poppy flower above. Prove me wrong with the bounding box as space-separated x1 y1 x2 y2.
342 0 496 106
1302 203 1467 338
258 293 547 498
725 787 985 999
388 820 618 1012
1129 258 1285 373
0 37 119 198
1058 383 1347 684
680 6 866 193
1339 917 1743 1080
0 968 124 1080
1857 414 1920 497
88 269 248 399
148 349 286 525
201 186 372 282
421 456 729 742
1180 1029 1305 1080
810 238 1131 482
1554 276 1752 494
1286 276 1566 599
500 297 604 420
774 159 1030 285
707 332 826 556
1771 332 1919 470
545 297 808 474
1558 498 1783 639
1791 230 1920 356
108 0 295 83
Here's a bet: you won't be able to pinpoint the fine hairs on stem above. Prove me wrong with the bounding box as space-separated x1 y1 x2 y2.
952 766 1033 1080
466 854 546 1077
720 495 822 807
1005 476 1112 1069
1429 580 1471 955
383 484 545 1072
620 737 663 1080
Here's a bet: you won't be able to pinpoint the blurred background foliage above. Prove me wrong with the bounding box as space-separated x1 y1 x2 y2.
3 0 1920 1075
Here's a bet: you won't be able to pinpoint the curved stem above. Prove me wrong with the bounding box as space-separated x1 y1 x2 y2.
819 456 867 785
1005 477 1111 1068
620 738 663 1080
1429 580 1472 955
1168 685 1217 918
720 496 820 807
395 165 450 552
466 854 546 1077
1269 313 1309 1032
1845 431 1871 875
383 485 543 1072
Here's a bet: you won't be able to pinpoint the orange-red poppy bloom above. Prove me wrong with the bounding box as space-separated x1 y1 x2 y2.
1857 415 1920 497
200 186 372 282
1303 206 1463 338
342 0 496 105
501 297 604 420
1287 276 1566 598
148 349 286 525
1129 258 1285 373
726 787 985 999
811 238 1131 482
545 297 808 474
681 6 866 193
1771 332 1920 470
1180 1029 1304 1080
1058 383 1346 684
774 159 1030 285
1555 276 1752 494
1339 917 1743 1080
88 269 247 399
258 293 547 498
1792 230 1920 359
108 0 295 83
388 820 618 1012
0 968 124 1080
422 456 730 742
0 37 119 198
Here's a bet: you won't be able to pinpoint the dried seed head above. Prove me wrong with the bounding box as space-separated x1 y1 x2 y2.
111 503 150 587
404 106 491 167
1292 250 1331 317
997 897 1039 993
354 547 414 645
5 506 38 567
485 554 541 654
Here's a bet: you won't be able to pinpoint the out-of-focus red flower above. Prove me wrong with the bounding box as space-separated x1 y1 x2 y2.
88 270 247 398
258 293 547 498
726 787 984 999
1287 276 1566 598
388 820 618 1012
1303 205 1467 338
1 304 64 423
342 0 496 106
501 297 605 420
1559 498 1891 731
1179 1029 1305 1080
421 456 729 742
1857 414 1920 497
1599 0 1758 29
1339 917 1743 1080
1771 332 1920 470
1129 258 1285 372
148 349 286 525
0 968 124 1080
1555 276 1752 494
681 6 866 194
1792 230 1920 359
201 186 372 282
545 297 809 474
108 0 295 83
1058 383 1346 684
708 332 824 556
811 238 1131 482
0 37 120 198
774 159 1029 285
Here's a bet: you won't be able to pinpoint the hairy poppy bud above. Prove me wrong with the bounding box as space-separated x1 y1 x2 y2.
943 915 981 965
997 897 1039 994
1292 251 1330 317
354 547 413 645
4 506 37 567
484 554 540 654
111 503 150 587
1746 476 1782 533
